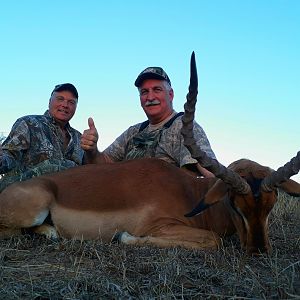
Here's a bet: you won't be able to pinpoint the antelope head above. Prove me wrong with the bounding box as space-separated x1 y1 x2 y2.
181 52 300 254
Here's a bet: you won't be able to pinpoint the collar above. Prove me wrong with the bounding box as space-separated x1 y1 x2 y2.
44 110 71 130
148 110 177 131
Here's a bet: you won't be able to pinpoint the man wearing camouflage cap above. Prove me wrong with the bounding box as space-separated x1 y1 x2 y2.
0 83 98 191
83 66 215 177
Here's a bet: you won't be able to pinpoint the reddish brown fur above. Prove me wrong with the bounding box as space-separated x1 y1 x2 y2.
0 157 299 254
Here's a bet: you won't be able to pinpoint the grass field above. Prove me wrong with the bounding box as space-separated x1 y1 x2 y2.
0 191 299 299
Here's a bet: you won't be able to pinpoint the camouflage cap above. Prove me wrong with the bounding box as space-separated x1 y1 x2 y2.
134 67 171 87
52 83 78 99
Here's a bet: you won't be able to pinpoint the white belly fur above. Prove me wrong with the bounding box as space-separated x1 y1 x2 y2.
50 204 154 241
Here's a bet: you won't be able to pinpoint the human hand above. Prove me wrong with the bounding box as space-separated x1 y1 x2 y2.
81 117 99 153
197 163 215 178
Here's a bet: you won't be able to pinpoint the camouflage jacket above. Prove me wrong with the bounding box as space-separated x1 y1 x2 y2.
0 110 83 191
104 111 216 168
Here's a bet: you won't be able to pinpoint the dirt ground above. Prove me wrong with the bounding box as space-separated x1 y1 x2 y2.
0 191 299 299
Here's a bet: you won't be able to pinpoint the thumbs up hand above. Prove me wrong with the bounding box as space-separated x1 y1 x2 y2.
81 117 99 153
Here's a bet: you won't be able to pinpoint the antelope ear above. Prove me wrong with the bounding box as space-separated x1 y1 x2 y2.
278 179 300 197
204 179 229 205
185 179 229 217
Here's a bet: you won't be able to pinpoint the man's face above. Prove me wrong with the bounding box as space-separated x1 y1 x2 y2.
139 79 174 124
49 90 77 125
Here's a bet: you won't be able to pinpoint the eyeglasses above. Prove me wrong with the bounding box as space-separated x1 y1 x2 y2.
54 95 77 106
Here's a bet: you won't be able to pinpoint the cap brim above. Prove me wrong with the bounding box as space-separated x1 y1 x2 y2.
53 84 78 99
134 73 167 87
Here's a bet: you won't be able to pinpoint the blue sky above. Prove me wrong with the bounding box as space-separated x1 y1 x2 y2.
1 0 299 181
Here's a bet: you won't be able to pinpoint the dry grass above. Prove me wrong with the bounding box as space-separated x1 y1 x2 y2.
0 192 299 299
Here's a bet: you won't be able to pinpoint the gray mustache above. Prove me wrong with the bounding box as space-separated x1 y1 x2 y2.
145 100 160 106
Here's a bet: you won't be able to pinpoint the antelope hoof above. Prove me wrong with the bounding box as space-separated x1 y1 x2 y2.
32 224 59 240
111 231 124 243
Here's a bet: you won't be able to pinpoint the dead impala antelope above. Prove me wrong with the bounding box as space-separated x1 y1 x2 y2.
0 53 299 254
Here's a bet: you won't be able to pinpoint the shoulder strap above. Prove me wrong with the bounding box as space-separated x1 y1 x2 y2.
163 112 184 129
138 120 150 132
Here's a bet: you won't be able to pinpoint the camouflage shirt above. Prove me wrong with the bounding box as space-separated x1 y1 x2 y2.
0 110 83 191
104 111 216 168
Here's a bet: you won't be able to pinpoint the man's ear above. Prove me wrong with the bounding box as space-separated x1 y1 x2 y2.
169 88 174 101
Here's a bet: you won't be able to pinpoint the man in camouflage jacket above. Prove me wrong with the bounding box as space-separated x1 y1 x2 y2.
0 83 98 192
82 67 216 178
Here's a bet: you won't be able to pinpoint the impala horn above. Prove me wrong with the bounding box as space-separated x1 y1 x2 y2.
261 151 300 192
181 52 250 195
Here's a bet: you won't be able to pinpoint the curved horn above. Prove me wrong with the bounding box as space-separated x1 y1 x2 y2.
181 52 250 194
261 151 300 192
